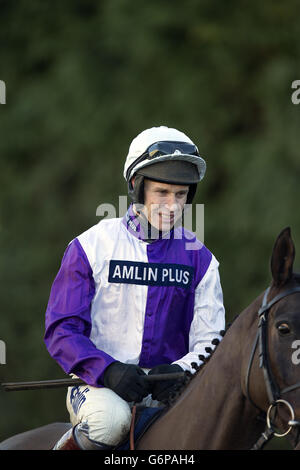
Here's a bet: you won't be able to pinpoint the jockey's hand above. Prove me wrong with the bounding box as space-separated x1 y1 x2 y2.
148 364 183 402
103 362 150 403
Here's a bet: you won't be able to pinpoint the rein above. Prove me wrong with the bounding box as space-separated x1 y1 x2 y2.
245 285 300 449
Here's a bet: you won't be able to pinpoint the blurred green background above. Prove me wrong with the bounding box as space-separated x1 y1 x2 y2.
0 0 300 450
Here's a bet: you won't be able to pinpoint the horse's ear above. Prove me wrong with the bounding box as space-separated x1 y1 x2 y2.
271 227 295 286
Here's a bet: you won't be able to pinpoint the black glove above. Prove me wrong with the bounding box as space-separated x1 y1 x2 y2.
148 364 183 402
103 361 150 403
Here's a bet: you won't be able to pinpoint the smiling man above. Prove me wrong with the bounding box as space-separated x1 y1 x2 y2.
45 126 226 450
139 179 189 234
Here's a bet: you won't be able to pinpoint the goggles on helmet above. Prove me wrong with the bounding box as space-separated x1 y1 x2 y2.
125 141 200 182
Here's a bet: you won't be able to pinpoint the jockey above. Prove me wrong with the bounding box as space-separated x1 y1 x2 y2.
45 126 226 450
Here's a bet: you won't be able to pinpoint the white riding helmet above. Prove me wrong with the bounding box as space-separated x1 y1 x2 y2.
123 126 206 204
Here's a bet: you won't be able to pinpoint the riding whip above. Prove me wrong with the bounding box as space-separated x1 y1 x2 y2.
1 372 186 391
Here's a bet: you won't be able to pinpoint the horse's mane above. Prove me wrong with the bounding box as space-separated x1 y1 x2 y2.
164 306 247 407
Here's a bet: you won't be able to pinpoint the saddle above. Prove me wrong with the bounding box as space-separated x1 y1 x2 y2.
116 406 164 450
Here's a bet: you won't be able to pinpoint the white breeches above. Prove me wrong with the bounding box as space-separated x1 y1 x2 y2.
66 382 160 446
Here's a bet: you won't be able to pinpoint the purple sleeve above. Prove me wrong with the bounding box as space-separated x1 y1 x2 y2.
44 238 116 387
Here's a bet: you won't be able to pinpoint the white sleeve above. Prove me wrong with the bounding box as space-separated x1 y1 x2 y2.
172 255 226 373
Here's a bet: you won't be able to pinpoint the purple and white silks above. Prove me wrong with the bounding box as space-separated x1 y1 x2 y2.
44 206 225 387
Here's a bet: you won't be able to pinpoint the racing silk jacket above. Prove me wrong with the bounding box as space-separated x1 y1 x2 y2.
44 205 225 388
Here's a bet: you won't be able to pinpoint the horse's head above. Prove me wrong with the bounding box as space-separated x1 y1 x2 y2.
252 227 300 446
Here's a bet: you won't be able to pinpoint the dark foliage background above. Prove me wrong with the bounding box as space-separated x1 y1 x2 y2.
0 0 299 449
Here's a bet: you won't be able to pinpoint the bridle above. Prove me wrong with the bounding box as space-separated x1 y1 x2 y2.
245 284 300 449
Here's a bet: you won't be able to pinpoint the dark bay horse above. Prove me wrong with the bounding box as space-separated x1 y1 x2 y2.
1 227 300 450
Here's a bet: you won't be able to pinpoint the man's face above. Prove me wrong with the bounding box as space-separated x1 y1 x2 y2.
142 179 189 231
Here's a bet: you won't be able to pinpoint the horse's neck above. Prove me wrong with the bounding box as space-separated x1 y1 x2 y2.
139 307 265 449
